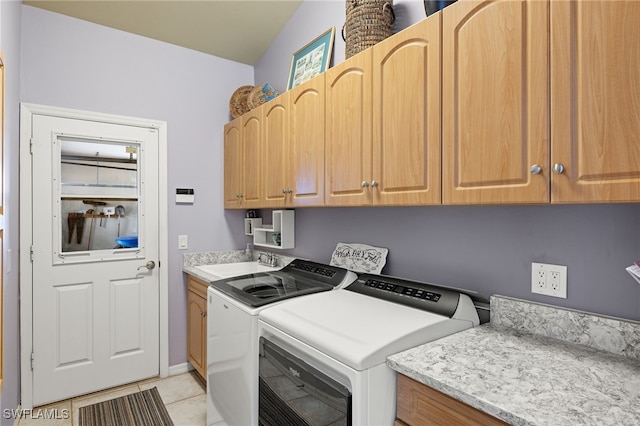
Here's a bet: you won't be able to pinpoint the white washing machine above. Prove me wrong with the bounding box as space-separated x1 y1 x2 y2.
206 259 357 426
257 273 489 426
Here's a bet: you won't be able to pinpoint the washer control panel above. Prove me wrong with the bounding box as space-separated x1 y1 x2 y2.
363 278 441 302
346 274 464 317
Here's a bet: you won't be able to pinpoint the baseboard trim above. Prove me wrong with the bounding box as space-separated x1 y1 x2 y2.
168 362 193 376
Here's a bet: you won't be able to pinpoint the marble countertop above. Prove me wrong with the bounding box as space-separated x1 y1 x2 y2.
184 262 280 282
387 296 640 426
182 249 295 283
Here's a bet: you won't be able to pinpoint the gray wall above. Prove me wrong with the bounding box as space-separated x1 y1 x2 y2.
254 0 640 321
1 0 23 422
279 205 640 321
19 5 252 370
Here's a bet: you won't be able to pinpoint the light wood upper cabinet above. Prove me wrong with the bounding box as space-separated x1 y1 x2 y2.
326 17 441 207
241 109 263 207
442 0 550 204
289 75 325 206
263 94 289 207
263 75 326 208
372 17 441 206
223 111 263 209
224 0 640 208
325 50 373 206
223 117 243 208
551 0 640 203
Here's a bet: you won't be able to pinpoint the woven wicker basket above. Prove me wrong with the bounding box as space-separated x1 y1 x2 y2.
229 85 254 118
247 83 280 111
344 0 394 59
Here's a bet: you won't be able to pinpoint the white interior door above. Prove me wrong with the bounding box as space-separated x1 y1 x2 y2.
30 114 160 406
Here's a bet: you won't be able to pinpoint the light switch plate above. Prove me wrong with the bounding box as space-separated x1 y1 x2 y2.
178 235 188 250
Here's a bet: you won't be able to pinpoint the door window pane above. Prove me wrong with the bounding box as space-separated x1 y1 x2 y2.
59 139 139 253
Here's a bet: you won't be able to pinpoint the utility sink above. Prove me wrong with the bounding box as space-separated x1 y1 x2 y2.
193 262 280 281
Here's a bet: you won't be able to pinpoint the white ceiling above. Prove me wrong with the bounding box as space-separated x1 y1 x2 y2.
23 0 304 65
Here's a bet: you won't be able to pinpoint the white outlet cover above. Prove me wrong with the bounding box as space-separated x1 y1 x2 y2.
531 262 567 299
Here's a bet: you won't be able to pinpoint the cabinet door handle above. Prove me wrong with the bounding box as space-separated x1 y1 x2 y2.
529 164 542 175
371 180 378 188
200 311 206 317
361 181 370 188
282 188 287 194
552 163 565 174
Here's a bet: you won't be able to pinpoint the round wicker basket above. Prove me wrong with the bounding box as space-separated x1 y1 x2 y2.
229 85 254 118
247 83 280 111
344 0 394 59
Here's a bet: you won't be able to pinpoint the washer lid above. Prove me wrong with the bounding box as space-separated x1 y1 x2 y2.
209 259 357 308
259 290 475 371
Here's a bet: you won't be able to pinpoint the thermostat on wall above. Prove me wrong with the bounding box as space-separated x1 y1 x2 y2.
176 188 195 204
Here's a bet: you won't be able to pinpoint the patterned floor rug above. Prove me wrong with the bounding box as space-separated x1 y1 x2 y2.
78 387 174 426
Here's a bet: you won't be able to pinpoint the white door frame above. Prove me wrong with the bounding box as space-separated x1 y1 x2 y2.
19 103 169 409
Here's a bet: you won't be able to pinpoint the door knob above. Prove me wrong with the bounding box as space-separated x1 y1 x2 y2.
529 164 542 174
138 260 156 271
371 180 378 187
552 163 565 174
361 181 370 188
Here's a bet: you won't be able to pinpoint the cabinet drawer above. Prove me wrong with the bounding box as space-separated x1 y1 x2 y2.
396 374 507 426
187 275 209 299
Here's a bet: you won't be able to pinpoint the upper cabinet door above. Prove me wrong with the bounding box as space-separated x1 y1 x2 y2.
372 17 441 206
263 95 289 207
551 0 640 203
442 0 550 204
289 75 325 207
241 109 262 208
325 50 373 206
223 117 243 208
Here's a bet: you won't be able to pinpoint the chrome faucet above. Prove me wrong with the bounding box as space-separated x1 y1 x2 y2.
257 252 278 268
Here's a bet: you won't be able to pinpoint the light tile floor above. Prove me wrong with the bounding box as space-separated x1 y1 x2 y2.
17 371 206 426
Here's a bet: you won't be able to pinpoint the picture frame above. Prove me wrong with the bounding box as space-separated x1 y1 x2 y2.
287 27 336 90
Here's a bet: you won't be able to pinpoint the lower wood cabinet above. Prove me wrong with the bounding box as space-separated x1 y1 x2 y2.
396 374 507 426
187 275 208 380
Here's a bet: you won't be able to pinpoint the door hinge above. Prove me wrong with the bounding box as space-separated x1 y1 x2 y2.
30 245 34 262
30 138 34 154
31 352 35 371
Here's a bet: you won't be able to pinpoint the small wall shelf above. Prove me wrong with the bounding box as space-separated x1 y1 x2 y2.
244 218 263 236
253 210 294 250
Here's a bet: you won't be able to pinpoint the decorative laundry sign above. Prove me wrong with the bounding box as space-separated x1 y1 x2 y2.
330 242 388 274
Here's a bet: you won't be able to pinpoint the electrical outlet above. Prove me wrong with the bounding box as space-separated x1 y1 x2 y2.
549 271 560 290
532 264 547 290
531 262 567 298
